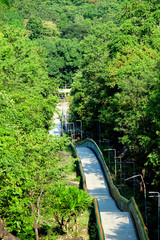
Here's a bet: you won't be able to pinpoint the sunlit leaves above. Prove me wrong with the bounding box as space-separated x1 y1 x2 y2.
43 185 91 231
0 23 59 238
38 37 82 87
70 0 160 189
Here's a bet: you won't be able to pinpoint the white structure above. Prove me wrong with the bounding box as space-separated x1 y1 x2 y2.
58 89 71 102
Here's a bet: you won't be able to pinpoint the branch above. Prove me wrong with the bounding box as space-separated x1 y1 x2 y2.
0 218 20 240
36 187 44 225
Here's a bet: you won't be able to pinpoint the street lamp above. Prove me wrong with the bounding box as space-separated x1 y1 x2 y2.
111 158 135 196
123 162 135 198
105 149 117 184
115 157 122 194
103 139 110 167
76 120 83 140
67 122 75 140
149 191 160 240
125 174 147 226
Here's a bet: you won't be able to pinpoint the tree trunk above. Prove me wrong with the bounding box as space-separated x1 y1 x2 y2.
34 225 39 240
30 202 39 240
30 187 44 240
0 218 20 240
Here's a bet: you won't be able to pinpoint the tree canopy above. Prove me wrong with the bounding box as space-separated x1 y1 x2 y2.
1 0 160 239
69 0 160 194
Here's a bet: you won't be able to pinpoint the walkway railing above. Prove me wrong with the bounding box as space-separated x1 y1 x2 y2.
70 141 88 192
75 138 149 240
70 141 105 240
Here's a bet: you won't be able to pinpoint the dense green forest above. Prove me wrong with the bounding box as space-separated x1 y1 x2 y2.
71 0 160 188
70 0 160 189
0 0 92 239
0 0 160 239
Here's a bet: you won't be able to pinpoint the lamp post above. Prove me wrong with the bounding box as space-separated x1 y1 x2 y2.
105 149 117 184
67 122 75 140
149 191 160 240
115 157 122 194
125 174 147 226
76 120 83 140
106 139 110 169
103 139 110 168
123 162 135 198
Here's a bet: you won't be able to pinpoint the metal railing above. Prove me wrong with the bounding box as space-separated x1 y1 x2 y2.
93 197 105 240
75 138 149 240
70 141 105 240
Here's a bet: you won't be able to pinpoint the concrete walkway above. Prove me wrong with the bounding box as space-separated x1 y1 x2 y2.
76 146 138 240
49 103 68 137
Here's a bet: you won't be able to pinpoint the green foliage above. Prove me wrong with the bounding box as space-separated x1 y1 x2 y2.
1 0 10 7
70 0 160 191
1 0 160 239
5 0 122 88
38 37 83 87
0 23 60 239
26 17 43 39
41 21 60 37
43 184 91 231
0 130 71 239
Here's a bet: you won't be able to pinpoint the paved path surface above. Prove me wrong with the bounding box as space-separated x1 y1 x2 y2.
49 101 70 136
49 104 64 136
49 117 61 136
76 146 138 240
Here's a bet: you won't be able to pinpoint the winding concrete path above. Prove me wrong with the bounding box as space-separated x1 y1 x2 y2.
76 146 138 240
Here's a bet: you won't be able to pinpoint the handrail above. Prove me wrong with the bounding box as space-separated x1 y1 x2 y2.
93 197 105 240
69 141 88 193
70 141 105 240
75 138 149 240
